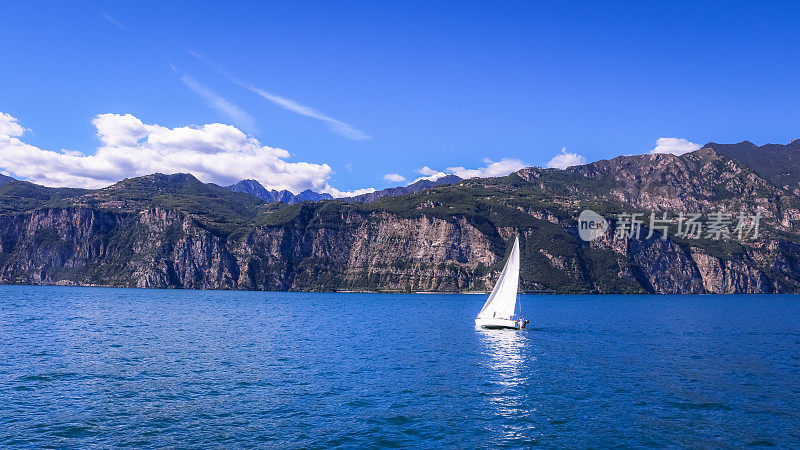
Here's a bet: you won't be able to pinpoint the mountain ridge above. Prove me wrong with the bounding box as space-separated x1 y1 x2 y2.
349 175 462 203
703 139 800 194
1 144 799 293
226 179 333 204
226 175 462 204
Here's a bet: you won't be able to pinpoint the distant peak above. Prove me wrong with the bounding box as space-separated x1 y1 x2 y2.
229 179 265 189
226 180 332 203
121 173 201 186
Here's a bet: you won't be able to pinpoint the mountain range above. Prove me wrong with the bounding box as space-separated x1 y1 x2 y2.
0 140 799 293
227 179 334 204
226 174 462 204
348 175 462 202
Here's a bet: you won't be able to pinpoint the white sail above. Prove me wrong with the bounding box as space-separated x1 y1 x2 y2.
477 237 520 320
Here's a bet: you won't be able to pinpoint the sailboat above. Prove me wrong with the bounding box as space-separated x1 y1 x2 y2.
475 236 528 330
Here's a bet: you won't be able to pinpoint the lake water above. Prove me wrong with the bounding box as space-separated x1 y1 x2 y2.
1 286 799 447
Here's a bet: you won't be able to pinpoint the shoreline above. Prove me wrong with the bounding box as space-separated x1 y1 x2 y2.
1 283 796 295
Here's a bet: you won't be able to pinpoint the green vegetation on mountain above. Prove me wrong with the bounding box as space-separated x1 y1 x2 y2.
83 174 271 237
0 181 89 214
1 145 799 293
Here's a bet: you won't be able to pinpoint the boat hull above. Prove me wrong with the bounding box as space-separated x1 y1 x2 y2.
475 317 519 330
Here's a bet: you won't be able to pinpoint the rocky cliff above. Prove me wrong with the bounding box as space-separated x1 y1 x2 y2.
1 147 799 293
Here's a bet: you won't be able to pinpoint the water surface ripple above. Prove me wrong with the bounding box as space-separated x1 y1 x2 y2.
1 286 799 447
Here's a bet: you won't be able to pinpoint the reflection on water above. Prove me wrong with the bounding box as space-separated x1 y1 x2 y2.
477 329 537 443
478 328 531 384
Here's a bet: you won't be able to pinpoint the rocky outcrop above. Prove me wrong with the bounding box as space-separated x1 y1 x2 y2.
0 208 238 289
562 149 794 220
232 212 498 291
689 249 771 294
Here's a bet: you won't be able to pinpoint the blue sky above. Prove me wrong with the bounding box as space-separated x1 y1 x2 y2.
1 1 799 194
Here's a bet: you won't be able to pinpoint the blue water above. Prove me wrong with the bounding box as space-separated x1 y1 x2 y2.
1 286 799 447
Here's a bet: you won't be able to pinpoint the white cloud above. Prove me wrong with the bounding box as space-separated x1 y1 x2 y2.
650 137 701 155
0 113 25 137
180 75 256 132
416 166 438 176
0 112 353 194
446 158 528 179
414 166 448 182
410 158 528 183
190 52 370 141
383 173 406 183
325 186 376 198
546 147 586 169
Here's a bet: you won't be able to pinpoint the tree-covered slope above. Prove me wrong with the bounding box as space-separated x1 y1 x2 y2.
0 181 89 214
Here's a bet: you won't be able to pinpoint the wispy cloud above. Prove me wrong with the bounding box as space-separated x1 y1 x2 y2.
97 14 256 133
190 51 370 141
180 74 256 132
100 11 126 30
